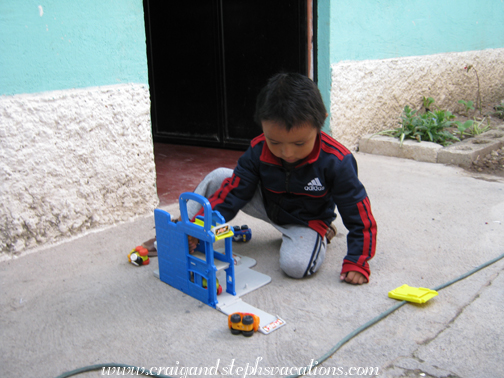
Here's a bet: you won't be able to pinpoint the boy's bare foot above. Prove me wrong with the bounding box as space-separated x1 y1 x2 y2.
141 237 157 257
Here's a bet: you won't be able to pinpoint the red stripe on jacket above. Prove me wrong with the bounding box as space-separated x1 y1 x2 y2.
341 197 377 280
357 201 370 264
308 220 328 238
193 174 241 220
320 132 351 161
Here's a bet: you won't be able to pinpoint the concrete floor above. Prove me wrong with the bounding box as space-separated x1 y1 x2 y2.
1 152 504 378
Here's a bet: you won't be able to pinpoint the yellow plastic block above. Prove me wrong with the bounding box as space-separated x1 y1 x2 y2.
193 219 234 241
193 218 205 227
388 284 438 303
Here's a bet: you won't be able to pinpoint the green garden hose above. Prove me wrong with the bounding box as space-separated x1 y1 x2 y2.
288 251 504 378
55 252 504 378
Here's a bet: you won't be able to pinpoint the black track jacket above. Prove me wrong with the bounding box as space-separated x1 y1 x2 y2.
202 131 377 280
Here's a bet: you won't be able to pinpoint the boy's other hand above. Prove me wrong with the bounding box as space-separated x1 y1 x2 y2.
340 271 368 285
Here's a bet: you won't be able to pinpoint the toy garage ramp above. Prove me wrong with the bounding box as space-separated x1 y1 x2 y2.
153 192 285 334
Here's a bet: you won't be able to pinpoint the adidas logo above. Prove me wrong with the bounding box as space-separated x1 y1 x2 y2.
305 177 325 191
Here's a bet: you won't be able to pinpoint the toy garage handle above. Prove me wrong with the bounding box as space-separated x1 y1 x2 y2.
179 192 213 231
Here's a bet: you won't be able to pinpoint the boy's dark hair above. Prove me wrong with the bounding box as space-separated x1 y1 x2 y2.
254 72 327 131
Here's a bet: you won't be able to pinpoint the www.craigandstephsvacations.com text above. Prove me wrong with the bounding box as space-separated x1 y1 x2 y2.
101 358 380 377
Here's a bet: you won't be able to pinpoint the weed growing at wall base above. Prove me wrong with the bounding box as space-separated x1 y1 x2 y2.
494 102 504 119
377 103 459 147
458 99 475 116
454 119 474 138
464 64 482 115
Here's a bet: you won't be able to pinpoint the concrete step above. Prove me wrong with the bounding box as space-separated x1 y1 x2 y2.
359 125 504 167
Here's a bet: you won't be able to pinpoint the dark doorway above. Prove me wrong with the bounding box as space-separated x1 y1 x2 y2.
144 0 313 150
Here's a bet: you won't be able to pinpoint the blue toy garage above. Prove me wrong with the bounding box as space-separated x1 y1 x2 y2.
155 192 236 307
153 192 286 334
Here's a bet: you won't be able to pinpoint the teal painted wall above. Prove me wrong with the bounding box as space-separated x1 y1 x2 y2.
329 0 504 63
317 0 331 133
0 1 148 95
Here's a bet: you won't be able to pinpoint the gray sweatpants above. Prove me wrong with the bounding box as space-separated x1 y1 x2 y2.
186 168 327 278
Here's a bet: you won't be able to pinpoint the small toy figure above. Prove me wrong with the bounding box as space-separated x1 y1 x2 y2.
228 312 260 337
202 277 223 295
232 225 252 243
213 223 231 237
128 246 150 266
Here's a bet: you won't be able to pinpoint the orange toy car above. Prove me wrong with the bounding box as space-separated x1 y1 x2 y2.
128 246 150 266
228 312 260 337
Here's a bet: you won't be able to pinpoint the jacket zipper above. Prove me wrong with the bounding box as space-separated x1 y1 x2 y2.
285 169 291 193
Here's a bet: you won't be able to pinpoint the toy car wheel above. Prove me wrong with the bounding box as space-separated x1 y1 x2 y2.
230 313 242 324
243 330 254 337
241 225 248 230
230 328 241 335
242 315 254 325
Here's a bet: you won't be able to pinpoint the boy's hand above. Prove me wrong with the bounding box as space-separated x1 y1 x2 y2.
340 271 368 285
188 235 198 253
176 216 199 253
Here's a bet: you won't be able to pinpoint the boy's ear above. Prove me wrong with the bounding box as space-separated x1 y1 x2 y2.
325 113 328 119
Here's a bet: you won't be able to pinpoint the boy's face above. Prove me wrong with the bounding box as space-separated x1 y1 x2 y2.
262 120 318 164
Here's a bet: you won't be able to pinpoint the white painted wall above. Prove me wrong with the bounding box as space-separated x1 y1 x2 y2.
330 48 504 150
0 84 158 258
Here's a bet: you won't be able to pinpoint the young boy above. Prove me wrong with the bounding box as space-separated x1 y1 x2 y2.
170 73 376 285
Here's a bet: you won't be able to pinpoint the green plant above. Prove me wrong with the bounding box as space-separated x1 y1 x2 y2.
466 118 490 136
463 64 482 115
494 103 504 119
458 100 474 115
378 104 460 146
454 120 474 138
422 96 435 112
454 118 490 138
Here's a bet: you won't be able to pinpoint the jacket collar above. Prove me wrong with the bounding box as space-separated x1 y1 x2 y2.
259 132 321 168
